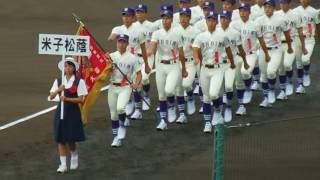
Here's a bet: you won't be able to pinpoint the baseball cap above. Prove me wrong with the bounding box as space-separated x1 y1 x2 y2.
279 0 291 4
160 3 174 12
122 7 135 16
117 34 129 42
58 57 79 71
179 0 191 3
264 0 276 7
239 3 251 12
202 1 215 10
222 0 236 5
161 10 173 18
206 11 218 19
179 8 192 16
219 10 232 20
135 4 148 12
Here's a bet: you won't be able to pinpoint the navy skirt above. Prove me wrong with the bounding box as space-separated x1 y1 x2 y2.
53 102 85 144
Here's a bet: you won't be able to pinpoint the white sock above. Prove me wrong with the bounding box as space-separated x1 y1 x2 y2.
71 151 78 161
60 156 67 166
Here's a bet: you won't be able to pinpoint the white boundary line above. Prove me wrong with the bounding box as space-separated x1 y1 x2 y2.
0 69 157 131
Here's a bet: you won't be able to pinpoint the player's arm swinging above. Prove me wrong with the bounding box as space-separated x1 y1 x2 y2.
179 47 188 78
140 42 151 74
132 71 142 90
283 30 293 54
237 45 249 70
225 47 236 69
297 27 307 55
258 37 271 62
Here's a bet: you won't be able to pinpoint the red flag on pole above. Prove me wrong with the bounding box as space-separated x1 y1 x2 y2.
76 24 113 124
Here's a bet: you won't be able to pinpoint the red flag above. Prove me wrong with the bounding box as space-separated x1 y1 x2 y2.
76 25 113 124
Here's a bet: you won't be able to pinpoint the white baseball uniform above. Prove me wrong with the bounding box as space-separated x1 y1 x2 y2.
190 5 205 24
293 5 319 69
173 8 202 26
255 12 289 83
250 4 265 21
193 28 230 103
108 51 141 121
175 24 201 96
151 26 183 101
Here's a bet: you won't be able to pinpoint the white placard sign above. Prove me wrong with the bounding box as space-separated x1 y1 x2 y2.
38 34 90 56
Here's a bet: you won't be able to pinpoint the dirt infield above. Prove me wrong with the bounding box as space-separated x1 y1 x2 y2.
0 1 319 180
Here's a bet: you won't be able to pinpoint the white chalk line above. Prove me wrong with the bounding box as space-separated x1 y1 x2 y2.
0 69 157 131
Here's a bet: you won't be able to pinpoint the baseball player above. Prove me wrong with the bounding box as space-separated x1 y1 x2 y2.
193 1 215 114
293 0 320 93
149 9 188 130
153 3 177 31
108 7 151 122
230 3 260 114
133 4 157 111
219 10 250 122
255 0 293 108
250 0 265 90
107 34 142 147
173 0 199 26
221 0 240 21
276 0 306 99
174 8 201 124
193 11 236 133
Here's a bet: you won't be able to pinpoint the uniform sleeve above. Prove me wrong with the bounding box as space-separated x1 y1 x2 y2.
50 79 58 93
138 29 147 45
151 30 159 43
281 17 290 32
295 13 303 29
77 79 88 96
111 26 121 35
177 31 184 48
192 34 201 48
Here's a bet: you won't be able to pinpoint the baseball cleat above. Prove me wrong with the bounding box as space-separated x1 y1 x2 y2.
250 81 260 91
124 118 130 127
117 126 126 140
111 136 122 147
212 111 224 126
142 97 151 111
235 105 246 116
296 84 306 94
224 107 232 123
276 90 288 100
243 90 253 104
285 83 293 96
125 101 135 116
168 106 177 123
268 90 276 104
57 165 68 173
193 84 200 94
187 100 196 115
198 105 203 114
203 122 212 133
156 119 168 131
259 97 272 108
303 74 310 87
176 115 187 124
130 110 142 120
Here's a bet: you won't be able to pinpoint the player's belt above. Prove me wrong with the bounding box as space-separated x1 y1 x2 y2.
137 53 143 57
204 61 227 69
160 60 177 64
303 34 312 38
267 47 279 50
237 51 255 56
112 82 129 87
281 40 292 44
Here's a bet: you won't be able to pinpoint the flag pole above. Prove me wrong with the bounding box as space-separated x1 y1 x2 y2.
60 54 66 120
71 13 156 113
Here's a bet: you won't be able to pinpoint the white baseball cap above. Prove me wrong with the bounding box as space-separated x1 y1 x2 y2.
58 57 80 71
